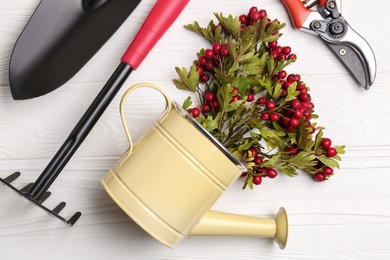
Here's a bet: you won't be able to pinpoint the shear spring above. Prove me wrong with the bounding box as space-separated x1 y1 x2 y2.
302 0 318 8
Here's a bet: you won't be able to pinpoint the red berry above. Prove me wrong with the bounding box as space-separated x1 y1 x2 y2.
240 172 248 178
323 167 334 176
204 60 215 72
307 125 315 134
274 46 282 54
314 172 326 182
270 112 280 122
287 74 296 83
211 100 219 109
268 41 278 49
267 169 278 178
277 53 286 61
202 104 211 113
289 117 300 127
249 148 258 157
326 147 337 157
282 117 290 126
282 46 292 55
270 50 278 59
288 54 297 60
283 81 292 89
199 73 210 83
258 9 267 19
204 49 214 60
230 87 239 94
239 14 248 24
291 99 301 109
304 111 311 118
253 175 262 185
321 138 332 149
294 108 303 119
257 97 267 105
261 112 270 120
220 45 230 57
196 66 204 76
299 92 310 102
247 93 255 102
191 107 200 118
297 84 305 91
250 11 261 21
266 101 276 110
205 92 215 102
231 95 240 103
198 56 207 66
286 126 296 133
212 42 222 53
248 6 258 15
278 70 287 79
295 74 301 81
254 157 263 165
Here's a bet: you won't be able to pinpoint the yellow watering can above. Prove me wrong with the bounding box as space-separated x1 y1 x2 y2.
101 83 288 249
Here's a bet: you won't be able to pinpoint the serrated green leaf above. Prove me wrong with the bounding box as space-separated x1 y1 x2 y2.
173 79 191 91
281 166 298 177
317 155 340 169
273 82 282 99
335 145 346 155
182 96 192 110
314 128 324 151
262 155 281 167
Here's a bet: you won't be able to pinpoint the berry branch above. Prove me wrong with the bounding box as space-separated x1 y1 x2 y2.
173 6 345 189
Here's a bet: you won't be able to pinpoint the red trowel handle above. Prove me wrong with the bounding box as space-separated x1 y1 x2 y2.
122 0 190 69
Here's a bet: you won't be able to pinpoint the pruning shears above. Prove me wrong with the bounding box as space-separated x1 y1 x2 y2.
281 0 376 90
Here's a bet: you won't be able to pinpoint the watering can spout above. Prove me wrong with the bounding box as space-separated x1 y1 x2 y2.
189 207 288 249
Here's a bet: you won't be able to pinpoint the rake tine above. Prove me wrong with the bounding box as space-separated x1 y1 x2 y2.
20 183 34 193
52 202 66 215
67 212 82 226
40 191 52 203
3 172 21 184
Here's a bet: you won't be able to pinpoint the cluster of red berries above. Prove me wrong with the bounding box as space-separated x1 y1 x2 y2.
241 147 278 185
314 138 337 182
259 70 315 134
197 42 230 84
269 41 297 61
184 6 341 186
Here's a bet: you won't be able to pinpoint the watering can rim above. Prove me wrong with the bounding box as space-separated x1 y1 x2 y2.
172 102 247 173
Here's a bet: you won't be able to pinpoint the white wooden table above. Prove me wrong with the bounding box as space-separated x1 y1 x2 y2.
1 1 390 259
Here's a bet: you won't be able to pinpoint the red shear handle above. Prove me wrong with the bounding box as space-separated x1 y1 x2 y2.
319 0 327 7
281 0 312 29
122 0 190 69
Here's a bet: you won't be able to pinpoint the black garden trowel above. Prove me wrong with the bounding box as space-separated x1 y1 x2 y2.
9 0 142 100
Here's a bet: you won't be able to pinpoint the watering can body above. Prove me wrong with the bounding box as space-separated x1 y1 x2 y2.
101 83 288 249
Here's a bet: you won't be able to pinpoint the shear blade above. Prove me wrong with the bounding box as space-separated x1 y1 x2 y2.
325 41 374 90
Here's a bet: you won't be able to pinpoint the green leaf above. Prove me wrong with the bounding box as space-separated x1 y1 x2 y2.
289 151 317 169
317 155 340 169
173 66 199 92
201 115 220 133
182 96 192 110
281 166 298 177
314 128 324 151
262 155 281 167
335 145 346 155
272 82 282 99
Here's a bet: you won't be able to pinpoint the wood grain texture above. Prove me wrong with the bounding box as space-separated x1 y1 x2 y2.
1 0 390 259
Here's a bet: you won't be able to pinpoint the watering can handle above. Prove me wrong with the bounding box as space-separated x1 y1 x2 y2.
120 82 172 155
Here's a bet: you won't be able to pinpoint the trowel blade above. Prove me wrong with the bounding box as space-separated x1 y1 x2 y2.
9 0 141 100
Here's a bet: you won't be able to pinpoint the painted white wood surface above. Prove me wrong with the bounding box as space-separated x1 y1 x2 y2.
1 0 390 259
